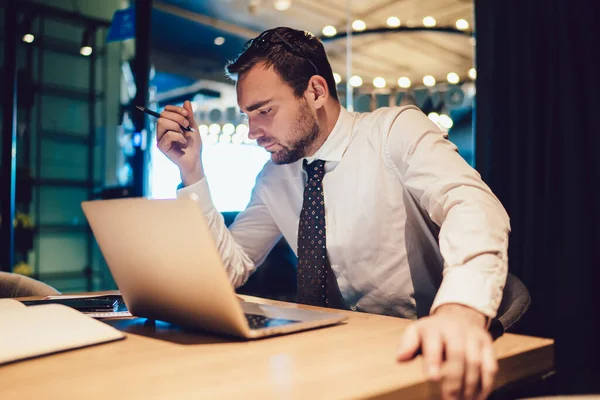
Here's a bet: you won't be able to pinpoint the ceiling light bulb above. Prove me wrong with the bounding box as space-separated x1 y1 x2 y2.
236 124 249 135
428 112 440 124
222 123 235 136
423 75 436 87
80 46 92 56
209 124 221 136
232 134 244 145
423 16 436 27
322 25 337 37
398 77 411 88
456 19 469 30
439 114 454 129
199 125 209 138
273 0 291 11
387 16 401 28
349 75 363 87
447 72 460 84
22 34 34 43
373 77 386 88
352 20 366 31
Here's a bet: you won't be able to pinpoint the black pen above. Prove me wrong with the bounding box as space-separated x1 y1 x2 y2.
136 105 195 132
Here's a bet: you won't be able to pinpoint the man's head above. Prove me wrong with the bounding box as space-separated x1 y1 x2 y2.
226 27 339 164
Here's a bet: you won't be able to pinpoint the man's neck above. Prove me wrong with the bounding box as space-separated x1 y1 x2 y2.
305 101 342 157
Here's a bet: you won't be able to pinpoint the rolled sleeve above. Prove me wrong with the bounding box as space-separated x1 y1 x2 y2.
385 107 510 319
176 177 216 216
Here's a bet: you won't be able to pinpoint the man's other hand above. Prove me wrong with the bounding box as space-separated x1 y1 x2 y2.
396 304 497 400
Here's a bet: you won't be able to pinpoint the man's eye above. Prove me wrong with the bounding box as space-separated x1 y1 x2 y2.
259 108 272 116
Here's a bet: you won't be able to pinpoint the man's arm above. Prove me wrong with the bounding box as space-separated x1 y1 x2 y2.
385 107 510 318
177 172 283 289
155 101 282 289
384 107 509 400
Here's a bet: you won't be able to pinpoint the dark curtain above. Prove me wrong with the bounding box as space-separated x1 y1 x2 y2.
475 0 600 394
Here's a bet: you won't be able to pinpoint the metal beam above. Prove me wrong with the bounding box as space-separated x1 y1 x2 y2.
153 1 259 39
131 0 153 197
1 2 18 272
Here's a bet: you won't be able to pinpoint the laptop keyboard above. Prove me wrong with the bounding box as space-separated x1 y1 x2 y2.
245 313 300 330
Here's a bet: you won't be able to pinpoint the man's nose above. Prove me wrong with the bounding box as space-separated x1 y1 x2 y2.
248 123 264 140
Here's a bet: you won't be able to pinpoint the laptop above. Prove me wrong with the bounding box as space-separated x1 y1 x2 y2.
81 197 347 339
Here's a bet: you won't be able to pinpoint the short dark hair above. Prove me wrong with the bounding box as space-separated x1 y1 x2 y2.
226 27 339 102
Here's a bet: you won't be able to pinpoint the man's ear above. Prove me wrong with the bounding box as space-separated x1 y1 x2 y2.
306 75 329 109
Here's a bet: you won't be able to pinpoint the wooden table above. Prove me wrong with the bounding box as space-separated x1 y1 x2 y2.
1 292 554 399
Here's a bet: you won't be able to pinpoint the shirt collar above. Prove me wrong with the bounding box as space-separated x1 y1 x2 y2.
303 106 353 164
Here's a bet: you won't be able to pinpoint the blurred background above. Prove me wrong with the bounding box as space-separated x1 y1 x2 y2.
1 0 599 397
0 0 476 293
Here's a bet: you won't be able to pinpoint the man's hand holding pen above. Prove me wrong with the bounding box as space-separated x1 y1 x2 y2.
155 101 205 186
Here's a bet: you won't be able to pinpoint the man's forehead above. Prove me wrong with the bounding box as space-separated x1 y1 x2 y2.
237 64 284 110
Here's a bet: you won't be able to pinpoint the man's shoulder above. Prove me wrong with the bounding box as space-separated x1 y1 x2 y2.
355 105 423 130
352 105 423 142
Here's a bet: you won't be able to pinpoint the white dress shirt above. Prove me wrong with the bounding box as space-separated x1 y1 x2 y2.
178 105 510 319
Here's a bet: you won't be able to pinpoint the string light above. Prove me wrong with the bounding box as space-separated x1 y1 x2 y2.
199 125 209 137
222 123 235 136
423 16 436 27
273 0 291 11
423 75 436 87
373 77 387 88
209 124 221 136
214 37 225 46
428 112 440 124
439 114 454 129
386 17 401 27
236 124 249 135
469 68 477 80
352 20 366 31
333 72 342 84
349 75 363 87
447 72 460 84
456 19 469 30
398 77 411 88
322 25 337 37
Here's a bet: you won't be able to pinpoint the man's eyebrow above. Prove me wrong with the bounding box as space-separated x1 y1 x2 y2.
244 99 273 113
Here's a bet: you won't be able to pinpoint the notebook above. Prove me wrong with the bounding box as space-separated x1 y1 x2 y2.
0 299 125 365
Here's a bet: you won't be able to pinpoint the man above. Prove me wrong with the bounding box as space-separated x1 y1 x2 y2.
156 27 509 400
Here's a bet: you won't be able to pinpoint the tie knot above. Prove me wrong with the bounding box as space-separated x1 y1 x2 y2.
303 159 326 181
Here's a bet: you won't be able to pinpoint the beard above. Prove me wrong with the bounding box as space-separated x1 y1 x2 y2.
268 99 320 165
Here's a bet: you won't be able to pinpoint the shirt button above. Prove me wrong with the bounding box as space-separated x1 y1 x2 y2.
350 305 357 311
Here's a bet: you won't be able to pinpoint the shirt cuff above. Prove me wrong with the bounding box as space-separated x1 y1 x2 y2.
430 255 506 320
176 177 216 215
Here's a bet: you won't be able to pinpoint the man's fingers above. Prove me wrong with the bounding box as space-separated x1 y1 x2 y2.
157 118 183 141
396 323 421 361
462 334 483 400
182 100 197 126
421 329 443 380
477 336 497 400
440 334 465 400
157 130 187 153
163 104 188 117
159 111 189 129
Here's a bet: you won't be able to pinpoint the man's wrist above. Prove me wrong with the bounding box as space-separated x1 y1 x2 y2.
434 303 487 328
181 165 205 187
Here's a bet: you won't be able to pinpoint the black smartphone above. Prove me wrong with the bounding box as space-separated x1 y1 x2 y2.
21 297 119 312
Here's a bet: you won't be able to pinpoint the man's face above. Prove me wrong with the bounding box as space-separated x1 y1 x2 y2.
237 64 320 164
